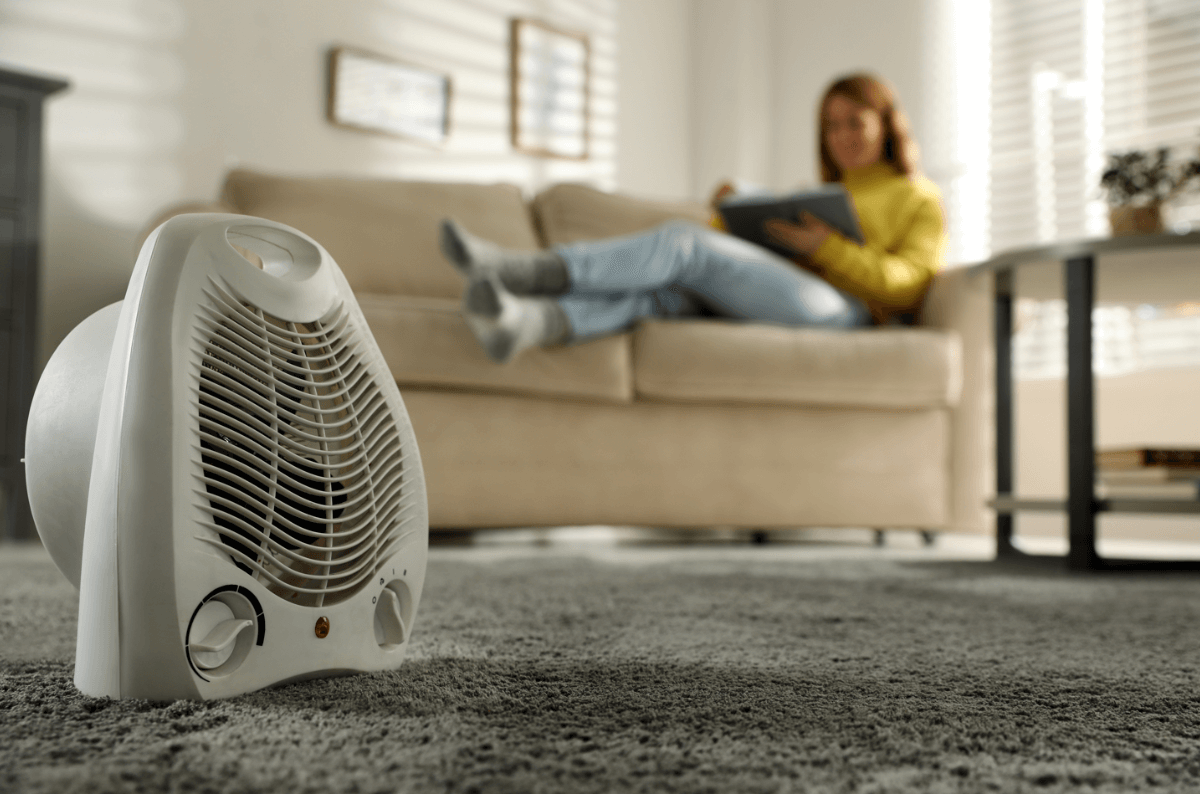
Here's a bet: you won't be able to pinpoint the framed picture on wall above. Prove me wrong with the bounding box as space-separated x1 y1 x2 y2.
509 18 590 160
327 46 452 145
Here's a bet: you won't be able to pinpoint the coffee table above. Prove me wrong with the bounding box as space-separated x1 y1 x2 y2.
970 232 1200 571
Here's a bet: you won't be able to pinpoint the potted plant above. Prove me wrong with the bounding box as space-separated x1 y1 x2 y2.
1100 144 1200 235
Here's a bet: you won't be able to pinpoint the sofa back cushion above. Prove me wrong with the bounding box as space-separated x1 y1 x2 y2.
355 293 634 403
532 183 711 246
220 169 541 298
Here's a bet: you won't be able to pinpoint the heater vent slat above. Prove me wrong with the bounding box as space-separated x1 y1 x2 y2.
196 506 371 559
194 424 400 487
197 448 407 505
199 359 381 422
202 352 377 413
195 441 410 495
198 532 384 594
197 513 420 596
195 311 355 379
194 281 409 607
206 283 355 342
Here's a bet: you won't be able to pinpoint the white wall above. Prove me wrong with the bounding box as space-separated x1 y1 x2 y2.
615 0 692 200
686 0 930 197
771 0 928 192
6 0 938 366
689 0 775 199
8 0 1198 544
0 0 641 368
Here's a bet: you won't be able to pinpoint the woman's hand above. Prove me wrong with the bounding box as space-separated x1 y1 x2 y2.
709 180 737 210
764 212 834 255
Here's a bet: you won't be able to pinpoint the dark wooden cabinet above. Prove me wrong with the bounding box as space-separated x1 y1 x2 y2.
1 68 67 541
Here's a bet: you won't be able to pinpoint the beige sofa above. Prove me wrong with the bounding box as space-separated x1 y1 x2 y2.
152 169 993 535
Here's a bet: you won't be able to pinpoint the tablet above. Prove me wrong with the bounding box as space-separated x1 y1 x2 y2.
718 184 864 258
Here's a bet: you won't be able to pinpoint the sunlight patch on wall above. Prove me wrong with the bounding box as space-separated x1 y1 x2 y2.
925 0 992 266
364 0 617 191
0 0 186 226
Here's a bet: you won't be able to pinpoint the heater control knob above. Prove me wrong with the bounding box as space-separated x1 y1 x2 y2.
188 597 255 672
373 580 413 649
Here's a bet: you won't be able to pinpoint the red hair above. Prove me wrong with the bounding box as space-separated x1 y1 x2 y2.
818 73 919 183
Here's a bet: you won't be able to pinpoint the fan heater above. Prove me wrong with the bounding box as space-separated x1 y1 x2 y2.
25 214 429 700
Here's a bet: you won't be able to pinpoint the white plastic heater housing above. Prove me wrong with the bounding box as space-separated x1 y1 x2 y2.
25 214 429 700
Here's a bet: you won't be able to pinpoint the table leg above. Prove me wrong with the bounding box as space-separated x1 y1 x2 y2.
1065 255 1099 571
994 268 1018 558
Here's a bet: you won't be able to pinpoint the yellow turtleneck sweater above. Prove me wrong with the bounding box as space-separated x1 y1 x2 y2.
713 162 946 323
811 162 946 323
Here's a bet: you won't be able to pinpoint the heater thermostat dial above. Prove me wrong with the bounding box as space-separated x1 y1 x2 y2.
373 580 414 649
187 590 258 676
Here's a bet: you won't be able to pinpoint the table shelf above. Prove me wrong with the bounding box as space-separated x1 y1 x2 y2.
991 495 1200 515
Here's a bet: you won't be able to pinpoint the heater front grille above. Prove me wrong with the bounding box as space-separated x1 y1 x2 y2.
193 279 417 607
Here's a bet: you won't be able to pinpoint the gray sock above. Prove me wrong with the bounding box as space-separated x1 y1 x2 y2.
440 218 570 294
461 277 571 363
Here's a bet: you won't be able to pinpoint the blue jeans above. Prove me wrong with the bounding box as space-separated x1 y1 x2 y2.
554 220 871 341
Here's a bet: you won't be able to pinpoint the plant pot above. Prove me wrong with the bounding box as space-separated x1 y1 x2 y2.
1108 203 1164 236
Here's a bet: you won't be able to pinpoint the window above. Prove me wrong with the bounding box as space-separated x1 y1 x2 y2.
991 0 1200 249
947 0 1200 379
1013 298 1200 379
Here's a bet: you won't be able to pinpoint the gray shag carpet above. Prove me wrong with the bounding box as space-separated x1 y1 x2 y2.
3 540 1200 793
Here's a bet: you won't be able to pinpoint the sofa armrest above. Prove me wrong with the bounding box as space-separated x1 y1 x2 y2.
919 265 995 536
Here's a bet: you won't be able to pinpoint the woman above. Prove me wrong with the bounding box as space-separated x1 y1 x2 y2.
441 72 946 363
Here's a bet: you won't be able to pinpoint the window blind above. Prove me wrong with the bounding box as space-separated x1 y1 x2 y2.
991 0 1200 248
984 0 1200 379
1013 298 1200 379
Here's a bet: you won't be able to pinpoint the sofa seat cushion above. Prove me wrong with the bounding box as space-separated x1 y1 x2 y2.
220 169 541 299
632 319 962 409
356 293 633 403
